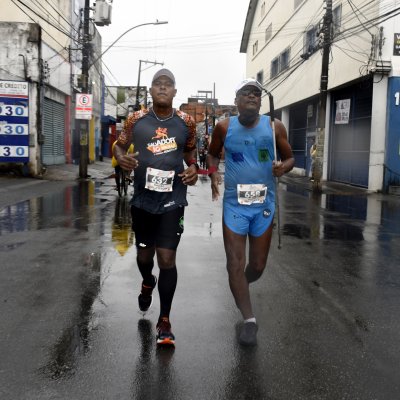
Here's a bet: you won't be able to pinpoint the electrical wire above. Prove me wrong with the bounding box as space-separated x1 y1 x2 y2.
14 0 74 38
10 0 69 50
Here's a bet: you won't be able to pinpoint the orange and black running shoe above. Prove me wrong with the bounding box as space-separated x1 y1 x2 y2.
156 317 175 346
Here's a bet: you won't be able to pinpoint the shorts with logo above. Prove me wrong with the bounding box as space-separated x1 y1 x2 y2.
223 201 275 237
131 206 184 250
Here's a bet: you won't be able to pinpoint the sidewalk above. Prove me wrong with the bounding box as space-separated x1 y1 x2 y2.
37 158 397 199
280 172 370 196
42 158 114 182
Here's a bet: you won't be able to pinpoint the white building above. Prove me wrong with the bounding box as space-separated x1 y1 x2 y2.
240 0 400 192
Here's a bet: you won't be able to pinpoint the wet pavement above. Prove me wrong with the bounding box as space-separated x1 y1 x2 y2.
0 162 400 400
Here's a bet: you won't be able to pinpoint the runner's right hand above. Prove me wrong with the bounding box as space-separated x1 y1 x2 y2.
210 172 222 201
118 152 139 171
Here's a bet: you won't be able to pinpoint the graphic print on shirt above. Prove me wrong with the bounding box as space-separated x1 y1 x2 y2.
147 127 177 155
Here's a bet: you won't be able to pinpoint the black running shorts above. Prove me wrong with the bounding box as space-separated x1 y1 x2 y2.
131 206 185 250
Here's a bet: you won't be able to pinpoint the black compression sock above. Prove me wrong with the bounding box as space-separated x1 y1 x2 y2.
137 258 154 286
158 266 177 318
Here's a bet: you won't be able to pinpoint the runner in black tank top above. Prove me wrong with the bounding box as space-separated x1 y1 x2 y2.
113 69 198 346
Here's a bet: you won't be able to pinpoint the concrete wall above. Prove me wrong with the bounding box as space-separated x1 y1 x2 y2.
2 0 71 61
0 22 41 175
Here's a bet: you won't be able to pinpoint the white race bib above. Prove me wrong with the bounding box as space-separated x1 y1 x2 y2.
145 167 175 192
237 184 267 205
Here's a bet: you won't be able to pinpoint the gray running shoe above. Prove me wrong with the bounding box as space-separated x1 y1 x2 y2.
239 322 258 346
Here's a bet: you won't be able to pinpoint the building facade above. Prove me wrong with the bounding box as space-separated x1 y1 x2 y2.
0 0 103 176
240 0 400 192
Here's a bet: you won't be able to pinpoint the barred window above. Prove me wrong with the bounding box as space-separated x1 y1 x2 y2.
304 26 318 56
270 48 291 78
265 23 272 43
256 70 264 86
280 48 290 71
271 57 279 78
261 1 266 16
253 40 259 55
332 4 342 36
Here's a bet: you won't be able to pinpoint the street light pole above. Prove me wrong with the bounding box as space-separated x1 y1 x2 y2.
88 21 168 69
135 59 164 110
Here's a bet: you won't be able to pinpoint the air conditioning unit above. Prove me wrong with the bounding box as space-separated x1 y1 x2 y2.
94 0 112 26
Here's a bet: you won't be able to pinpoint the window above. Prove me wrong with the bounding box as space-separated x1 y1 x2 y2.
270 57 279 78
256 70 264 86
261 1 266 16
302 26 318 58
294 0 302 9
265 23 272 43
253 40 259 55
270 48 291 78
332 4 342 37
280 48 290 71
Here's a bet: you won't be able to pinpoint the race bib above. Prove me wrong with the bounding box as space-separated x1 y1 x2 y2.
237 184 267 205
145 167 175 192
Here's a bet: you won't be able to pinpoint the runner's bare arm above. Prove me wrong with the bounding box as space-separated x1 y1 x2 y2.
207 119 228 200
272 119 295 177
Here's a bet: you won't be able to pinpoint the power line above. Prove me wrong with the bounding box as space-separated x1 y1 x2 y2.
10 0 69 50
14 0 74 38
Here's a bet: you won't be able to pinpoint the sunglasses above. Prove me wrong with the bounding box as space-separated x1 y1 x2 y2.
238 88 262 97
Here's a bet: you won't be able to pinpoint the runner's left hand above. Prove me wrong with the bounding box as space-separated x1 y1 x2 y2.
272 160 286 177
179 165 198 185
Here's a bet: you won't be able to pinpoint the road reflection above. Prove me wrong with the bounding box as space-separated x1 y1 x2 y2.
280 189 400 244
222 327 266 400
40 252 102 379
131 319 177 399
112 197 134 256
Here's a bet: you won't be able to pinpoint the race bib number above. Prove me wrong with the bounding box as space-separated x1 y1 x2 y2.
237 184 267 205
145 167 175 192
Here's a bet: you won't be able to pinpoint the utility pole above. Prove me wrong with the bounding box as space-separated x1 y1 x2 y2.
79 0 91 179
313 0 333 192
135 59 164 110
198 90 213 149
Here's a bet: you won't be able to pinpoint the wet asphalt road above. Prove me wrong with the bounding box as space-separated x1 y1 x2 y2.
0 172 400 400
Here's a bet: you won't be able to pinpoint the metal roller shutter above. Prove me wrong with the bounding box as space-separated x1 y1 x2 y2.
42 98 66 165
330 81 372 187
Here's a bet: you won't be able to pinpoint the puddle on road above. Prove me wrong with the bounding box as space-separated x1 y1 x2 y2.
0 181 135 380
280 185 400 243
40 252 102 380
0 181 110 235
112 197 134 256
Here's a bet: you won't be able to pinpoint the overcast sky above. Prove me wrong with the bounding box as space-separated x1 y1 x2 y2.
97 0 249 107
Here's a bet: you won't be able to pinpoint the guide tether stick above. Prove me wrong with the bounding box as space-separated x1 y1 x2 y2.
263 89 282 249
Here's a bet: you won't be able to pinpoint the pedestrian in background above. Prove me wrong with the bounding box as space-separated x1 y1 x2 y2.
113 68 198 346
207 78 294 346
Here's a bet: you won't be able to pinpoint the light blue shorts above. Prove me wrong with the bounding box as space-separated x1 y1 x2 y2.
223 201 275 237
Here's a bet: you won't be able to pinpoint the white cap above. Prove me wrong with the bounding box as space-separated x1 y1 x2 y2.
235 78 263 94
152 68 175 84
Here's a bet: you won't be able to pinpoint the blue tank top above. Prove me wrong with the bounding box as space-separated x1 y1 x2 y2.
224 115 275 207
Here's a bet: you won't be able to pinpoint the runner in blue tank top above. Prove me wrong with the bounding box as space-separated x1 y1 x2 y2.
207 78 294 346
